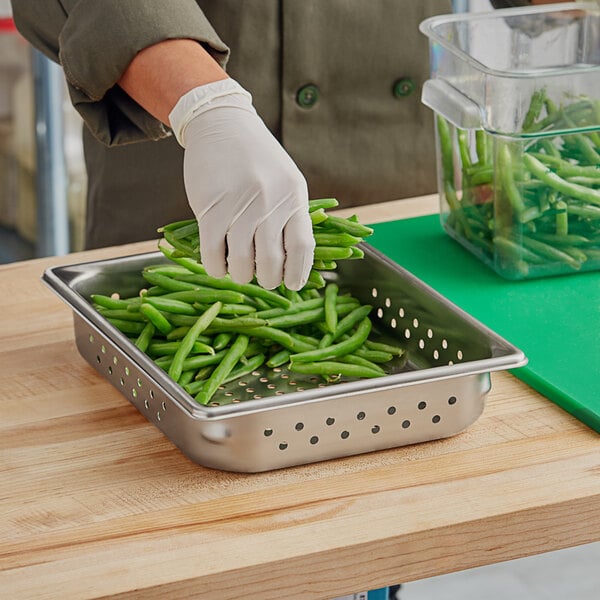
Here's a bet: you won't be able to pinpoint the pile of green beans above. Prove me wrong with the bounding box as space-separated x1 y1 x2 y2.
437 89 600 279
91 199 405 406
159 197 375 289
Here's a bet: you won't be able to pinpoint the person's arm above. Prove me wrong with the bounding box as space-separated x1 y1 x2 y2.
10 0 230 145
118 39 228 125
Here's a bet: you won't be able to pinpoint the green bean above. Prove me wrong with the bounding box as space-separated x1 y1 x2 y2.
289 360 382 380
493 236 546 265
195 334 250 405
324 283 339 333
138 303 173 335
96 308 146 322
306 269 326 289
219 326 314 353
178 369 197 387
498 145 526 215
142 271 201 292
193 302 256 316
290 317 372 363
148 340 214 357
106 318 147 335
143 296 199 316
90 294 130 310
169 302 223 382
521 235 581 269
158 244 206 274
156 349 228 371
313 259 337 270
309 198 339 212
313 232 362 247
166 326 191 340
134 322 155 353
522 88 546 132
310 208 328 225
159 289 247 305
523 154 600 206
319 214 374 238
157 218 196 233
353 348 394 363
337 354 386 375
555 200 568 236
266 349 291 368
331 304 373 342
176 274 290 308
313 246 353 261
363 339 406 357
213 332 233 351
185 352 266 397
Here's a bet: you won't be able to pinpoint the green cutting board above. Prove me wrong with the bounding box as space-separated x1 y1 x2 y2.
369 214 600 433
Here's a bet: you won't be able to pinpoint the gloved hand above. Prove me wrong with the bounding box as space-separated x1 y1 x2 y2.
168 78 315 291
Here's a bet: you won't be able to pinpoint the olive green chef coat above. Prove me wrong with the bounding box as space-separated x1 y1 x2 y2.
12 0 452 248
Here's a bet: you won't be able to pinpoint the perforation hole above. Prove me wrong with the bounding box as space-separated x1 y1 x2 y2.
326 417 335 426
341 430 350 439
413 318 419 328
161 401 167 411
101 345 106 354
442 339 448 349
88 334 94 343
113 356 118 365
371 287 378 298
390 318 397 329
457 350 464 360
398 307 405 318
96 355 101 364
310 436 319 445
404 328 411 339
387 406 396 415
356 411 366 421
418 339 425 349
371 425 381 434
125 366 130 376
385 297 391 308
402 420 411 429
432 415 441 424
279 442 288 450
433 349 439 360
418 401 427 410
295 422 304 431
427 328 433 339
108 366 113 375
377 308 384 319
448 396 457 405
144 399 149 409
264 428 273 437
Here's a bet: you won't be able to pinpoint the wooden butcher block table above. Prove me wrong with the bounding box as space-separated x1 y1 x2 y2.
1 196 599 599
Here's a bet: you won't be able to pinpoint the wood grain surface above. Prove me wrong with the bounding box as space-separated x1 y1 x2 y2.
1 199 599 599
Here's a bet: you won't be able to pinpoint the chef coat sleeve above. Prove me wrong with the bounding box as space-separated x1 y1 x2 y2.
10 0 230 146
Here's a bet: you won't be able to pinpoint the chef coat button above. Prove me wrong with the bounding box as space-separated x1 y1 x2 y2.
393 77 417 98
296 84 320 108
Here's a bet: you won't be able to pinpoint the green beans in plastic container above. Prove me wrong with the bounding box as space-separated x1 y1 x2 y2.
420 2 600 279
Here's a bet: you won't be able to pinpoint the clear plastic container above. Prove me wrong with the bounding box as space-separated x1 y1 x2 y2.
420 2 600 279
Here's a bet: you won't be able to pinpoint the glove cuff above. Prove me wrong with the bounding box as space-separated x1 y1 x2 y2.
168 78 252 147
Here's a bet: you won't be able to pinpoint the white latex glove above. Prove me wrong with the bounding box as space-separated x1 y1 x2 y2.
168 78 315 290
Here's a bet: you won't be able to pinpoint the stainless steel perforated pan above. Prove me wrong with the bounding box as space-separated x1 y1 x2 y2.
42 245 526 472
